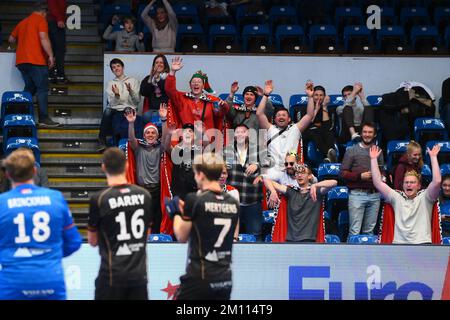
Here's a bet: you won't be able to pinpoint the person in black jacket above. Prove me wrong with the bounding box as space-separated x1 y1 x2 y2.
140 54 170 124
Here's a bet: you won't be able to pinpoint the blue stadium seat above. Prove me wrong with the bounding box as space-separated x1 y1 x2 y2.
366 95 383 107
309 24 339 53
421 164 432 186
256 94 284 108
269 6 298 31
446 25 450 49
307 142 340 169
325 234 341 243
101 3 132 26
275 24 306 53
343 25 373 53
235 4 266 32
265 234 272 242
410 25 440 53
3 114 37 153
208 24 239 52
441 163 450 176
386 140 410 172
238 234 257 242
334 7 363 33
440 202 450 233
442 237 450 244
338 210 349 242
118 138 127 152
318 163 341 181
425 141 450 165
5 137 40 164
263 210 275 224
326 186 349 219
328 94 345 109
414 117 448 147
176 24 207 52
219 93 244 105
434 6 450 33
148 233 173 242
379 6 397 25
400 7 430 32
289 94 309 122
173 3 199 24
348 234 378 244
1 91 34 125
242 24 272 53
376 26 407 53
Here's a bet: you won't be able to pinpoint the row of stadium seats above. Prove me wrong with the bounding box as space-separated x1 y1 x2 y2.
147 233 450 244
0 91 40 163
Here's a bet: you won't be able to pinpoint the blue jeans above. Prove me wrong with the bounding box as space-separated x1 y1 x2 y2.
239 202 263 241
17 63 49 118
348 190 381 237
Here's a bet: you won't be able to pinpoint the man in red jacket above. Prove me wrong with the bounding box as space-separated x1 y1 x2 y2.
47 0 68 84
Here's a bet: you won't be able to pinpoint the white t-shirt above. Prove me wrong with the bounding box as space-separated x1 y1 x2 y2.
386 189 435 244
266 124 301 177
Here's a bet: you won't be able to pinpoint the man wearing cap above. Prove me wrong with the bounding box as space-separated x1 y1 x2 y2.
165 56 226 142
256 80 315 181
125 105 166 233
224 81 274 130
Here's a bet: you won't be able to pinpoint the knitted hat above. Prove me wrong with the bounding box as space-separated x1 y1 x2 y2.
243 86 258 97
143 122 158 134
190 70 214 93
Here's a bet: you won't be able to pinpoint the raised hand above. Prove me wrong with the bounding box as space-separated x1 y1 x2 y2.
264 80 273 95
305 81 314 97
125 82 132 93
125 108 136 123
159 103 168 119
171 56 183 72
323 95 330 106
230 81 239 94
255 85 264 96
427 144 441 158
112 84 120 96
369 145 382 159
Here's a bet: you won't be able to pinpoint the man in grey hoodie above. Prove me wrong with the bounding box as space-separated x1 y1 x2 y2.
103 15 145 52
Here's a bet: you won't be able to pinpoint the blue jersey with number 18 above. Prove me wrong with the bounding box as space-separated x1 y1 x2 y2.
0 184 82 285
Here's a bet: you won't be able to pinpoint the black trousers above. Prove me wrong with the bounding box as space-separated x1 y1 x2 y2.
175 277 232 300
95 281 148 300
48 21 66 78
338 105 375 143
143 185 161 234
305 121 336 158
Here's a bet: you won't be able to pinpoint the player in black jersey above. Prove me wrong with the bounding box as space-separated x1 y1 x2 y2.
88 147 153 300
171 152 240 300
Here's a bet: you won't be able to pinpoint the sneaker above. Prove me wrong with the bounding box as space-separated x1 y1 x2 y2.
97 139 107 152
327 148 337 163
38 117 61 127
323 158 331 163
351 133 362 142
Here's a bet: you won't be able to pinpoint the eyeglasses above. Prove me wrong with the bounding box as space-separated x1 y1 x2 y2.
284 162 295 167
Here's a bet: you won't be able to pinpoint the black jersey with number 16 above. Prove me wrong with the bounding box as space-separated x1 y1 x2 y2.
88 184 153 286
181 190 239 281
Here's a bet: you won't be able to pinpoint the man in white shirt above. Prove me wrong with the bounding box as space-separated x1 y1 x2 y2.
370 144 442 244
256 80 315 180
99 58 141 151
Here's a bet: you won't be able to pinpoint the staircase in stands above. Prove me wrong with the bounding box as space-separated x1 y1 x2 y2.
0 0 106 238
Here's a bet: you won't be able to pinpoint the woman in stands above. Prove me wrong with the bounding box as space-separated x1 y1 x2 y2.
393 141 423 190
303 85 338 163
140 54 170 124
141 0 178 52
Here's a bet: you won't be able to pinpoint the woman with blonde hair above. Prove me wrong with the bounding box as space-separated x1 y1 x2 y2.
393 140 424 190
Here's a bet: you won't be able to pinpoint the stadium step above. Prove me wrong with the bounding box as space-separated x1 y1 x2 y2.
65 64 103 77
65 53 103 63
0 3 97 16
67 43 103 55
0 14 98 24
38 128 99 140
48 177 107 189
41 153 103 165
45 165 104 178
48 104 102 125
48 94 102 104
67 35 102 43
49 83 103 96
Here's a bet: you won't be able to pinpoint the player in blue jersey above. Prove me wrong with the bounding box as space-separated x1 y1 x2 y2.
0 148 82 300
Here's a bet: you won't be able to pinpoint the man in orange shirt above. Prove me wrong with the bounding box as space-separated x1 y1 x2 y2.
8 1 60 127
